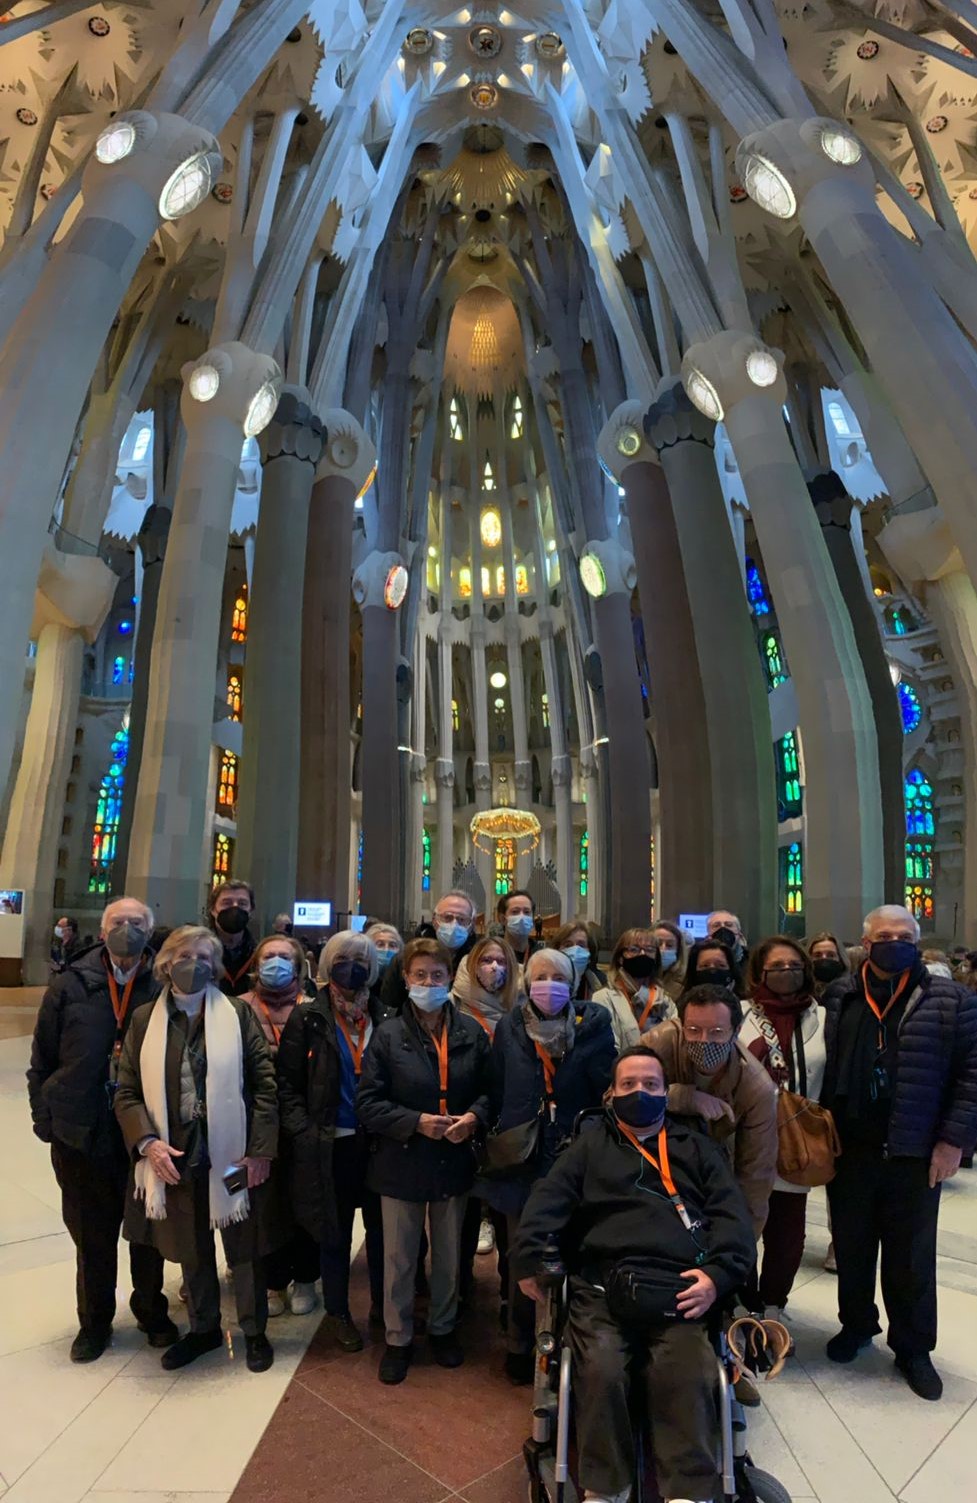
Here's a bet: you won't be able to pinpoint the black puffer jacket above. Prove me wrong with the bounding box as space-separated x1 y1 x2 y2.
27 945 159 1154
357 1003 492 1201
821 970 977 1157
276 990 391 1241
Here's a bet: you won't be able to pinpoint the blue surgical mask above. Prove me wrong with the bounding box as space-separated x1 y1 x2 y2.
564 945 590 975
258 956 296 990
436 921 469 950
376 949 396 971
507 913 534 939
660 948 678 972
410 983 450 1013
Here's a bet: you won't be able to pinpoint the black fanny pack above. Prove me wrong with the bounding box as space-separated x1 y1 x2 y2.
601 1260 688 1325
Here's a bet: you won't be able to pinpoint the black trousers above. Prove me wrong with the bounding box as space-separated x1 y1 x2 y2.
459 1198 508 1300
827 1142 940 1356
568 1277 719 1500
260 1225 320 1293
182 1175 267 1338
51 1136 168 1336
319 1133 383 1317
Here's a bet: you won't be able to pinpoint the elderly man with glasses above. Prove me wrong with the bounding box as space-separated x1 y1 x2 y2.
643 983 778 1236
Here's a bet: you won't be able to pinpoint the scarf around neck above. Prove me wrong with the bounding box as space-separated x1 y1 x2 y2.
134 984 248 1229
522 997 576 1058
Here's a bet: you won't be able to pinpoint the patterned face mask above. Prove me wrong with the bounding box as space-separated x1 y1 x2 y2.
685 1038 733 1074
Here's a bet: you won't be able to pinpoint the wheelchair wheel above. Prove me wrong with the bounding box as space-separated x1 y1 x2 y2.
739 1465 792 1503
528 1470 580 1503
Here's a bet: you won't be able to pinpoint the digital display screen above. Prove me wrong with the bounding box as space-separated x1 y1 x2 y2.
293 901 333 928
0 890 24 915
678 913 709 940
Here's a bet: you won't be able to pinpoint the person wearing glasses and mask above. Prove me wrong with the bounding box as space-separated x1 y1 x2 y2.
277 931 389 1353
209 879 258 996
593 927 676 1051
820 905 977 1401
707 910 748 968
496 889 540 970
357 938 492 1385
485 948 615 1385
553 918 606 1002
114 926 279 1374
240 935 319 1320
741 937 826 1324
380 891 477 1012
643 983 778 1236
28 898 175 1364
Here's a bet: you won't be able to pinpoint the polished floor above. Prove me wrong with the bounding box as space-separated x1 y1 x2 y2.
1 991 975 1503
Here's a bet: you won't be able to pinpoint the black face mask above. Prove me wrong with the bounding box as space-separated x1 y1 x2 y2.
332 958 370 991
104 922 147 960
813 958 846 986
869 938 918 975
698 968 731 989
621 953 658 981
763 968 806 997
614 1091 667 1131
215 906 249 936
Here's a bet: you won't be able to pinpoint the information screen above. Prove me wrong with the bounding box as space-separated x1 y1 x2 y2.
293 901 333 928
678 912 709 940
0 890 24 915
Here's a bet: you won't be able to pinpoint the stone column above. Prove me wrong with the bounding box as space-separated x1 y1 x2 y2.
0 547 115 980
682 333 882 935
235 388 325 932
354 548 409 924
470 613 495 902
598 404 714 917
407 620 428 923
435 755 455 898
879 507 977 936
642 384 777 935
127 341 282 923
297 412 374 917
810 471 906 902
0 112 221 800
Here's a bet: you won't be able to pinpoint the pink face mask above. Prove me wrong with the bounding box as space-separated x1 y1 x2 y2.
530 979 571 1015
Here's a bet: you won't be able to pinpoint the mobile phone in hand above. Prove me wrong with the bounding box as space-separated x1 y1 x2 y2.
223 1163 248 1195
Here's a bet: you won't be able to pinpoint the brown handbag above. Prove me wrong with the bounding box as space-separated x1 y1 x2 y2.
753 1010 841 1187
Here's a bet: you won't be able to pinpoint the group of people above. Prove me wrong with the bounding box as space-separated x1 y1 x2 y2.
26 882 977 1501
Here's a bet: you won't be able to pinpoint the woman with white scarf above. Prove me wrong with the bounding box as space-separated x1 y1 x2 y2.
114 926 279 1373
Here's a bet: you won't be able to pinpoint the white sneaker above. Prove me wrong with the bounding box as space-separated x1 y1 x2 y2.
290 1281 318 1316
583 1492 630 1503
267 1289 287 1318
477 1218 495 1255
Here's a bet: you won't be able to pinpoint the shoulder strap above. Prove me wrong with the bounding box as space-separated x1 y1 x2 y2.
794 1016 807 1096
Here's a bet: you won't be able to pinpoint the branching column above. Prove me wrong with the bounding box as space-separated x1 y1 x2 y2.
127 341 281 922
236 389 325 931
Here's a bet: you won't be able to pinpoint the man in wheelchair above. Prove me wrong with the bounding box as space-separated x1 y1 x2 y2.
513 1045 756 1503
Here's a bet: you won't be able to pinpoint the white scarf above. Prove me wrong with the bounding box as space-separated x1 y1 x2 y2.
134 984 249 1229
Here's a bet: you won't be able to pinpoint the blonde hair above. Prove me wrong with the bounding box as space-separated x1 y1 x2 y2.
467 935 520 1012
318 929 379 986
153 924 223 983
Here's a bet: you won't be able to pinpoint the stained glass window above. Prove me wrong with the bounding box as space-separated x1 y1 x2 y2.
112 655 125 686
449 397 463 441
357 829 363 909
231 590 248 643
890 607 907 636
483 458 495 491
515 564 529 595
777 731 802 817
905 768 935 921
422 828 431 891
898 682 922 734
481 565 492 597
510 395 524 439
763 633 787 689
649 834 656 919
88 723 129 893
579 829 589 898
211 831 233 887
217 750 238 815
780 841 803 915
745 557 772 617
541 692 550 728
227 673 243 721
496 564 506 596
495 837 515 895
458 567 472 598
451 698 459 732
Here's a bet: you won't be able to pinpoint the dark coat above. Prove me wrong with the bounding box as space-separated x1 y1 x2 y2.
821 970 977 1158
483 1001 616 1215
277 990 391 1241
213 927 257 996
114 993 280 1266
27 945 159 1154
356 1003 492 1201
510 1111 756 1302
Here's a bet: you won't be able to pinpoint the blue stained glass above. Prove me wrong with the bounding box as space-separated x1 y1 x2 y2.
745 558 772 616
88 725 129 893
112 656 125 685
898 682 922 734
118 620 133 635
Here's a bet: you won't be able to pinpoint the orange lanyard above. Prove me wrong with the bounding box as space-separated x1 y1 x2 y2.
467 1002 493 1037
254 994 294 1048
618 1122 693 1230
860 962 912 1048
533 1040 558 1121
227 950 253 986
105 961 138 1031
636 986 660 1031
336 1013 368 1076
432 1023 450 1114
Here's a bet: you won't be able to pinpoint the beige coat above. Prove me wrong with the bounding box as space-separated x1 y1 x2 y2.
592 982 676 1053
643 1016 778 1235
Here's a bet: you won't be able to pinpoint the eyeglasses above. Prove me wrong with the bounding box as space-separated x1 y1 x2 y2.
683 1026 733 1043
623 946 657 958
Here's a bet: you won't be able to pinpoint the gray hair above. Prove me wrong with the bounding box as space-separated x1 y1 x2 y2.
525 947 574 985
367 923 403 952
153 925 223 983
102 896 153 932
707 910 741 932
434 889 476 921
863 905 920 941
318 929 379 986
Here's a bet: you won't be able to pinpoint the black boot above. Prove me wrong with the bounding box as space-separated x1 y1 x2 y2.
138 1316 179 1349
70 1327 112 1363
246 1334 274 1372
161 1328 223 1370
